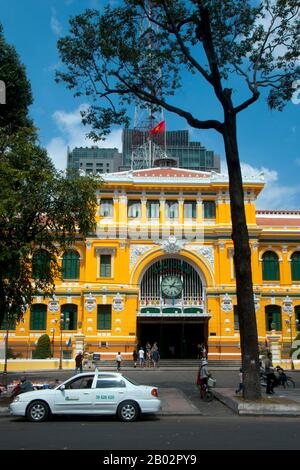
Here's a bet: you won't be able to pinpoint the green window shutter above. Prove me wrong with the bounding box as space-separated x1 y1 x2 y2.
100 199 114 217
0 316 16 330
203 201 216 219
32 250 51 279
265 305 281 331
30 304 47 330
147 200 159 218
291 252 300 281
184 201 197 219
234 305 239 331
62 251 80 280
61 304 78 330
100 255 111 277
262 251 279 281
97 305 112 330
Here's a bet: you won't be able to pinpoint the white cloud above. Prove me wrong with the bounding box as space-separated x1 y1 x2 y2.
46 104 122 170
50 8 63 36
221 160 300 210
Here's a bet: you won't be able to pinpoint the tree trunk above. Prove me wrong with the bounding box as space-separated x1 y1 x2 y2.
222 112 261 400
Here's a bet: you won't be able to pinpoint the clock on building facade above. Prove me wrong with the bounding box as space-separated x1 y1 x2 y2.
161 275 183 298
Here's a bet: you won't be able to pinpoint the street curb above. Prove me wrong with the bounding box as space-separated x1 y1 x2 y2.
213 389 300 416
1 367 244 374
0 408 201 418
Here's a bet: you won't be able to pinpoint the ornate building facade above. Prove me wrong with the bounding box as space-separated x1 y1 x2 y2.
2 167 300 361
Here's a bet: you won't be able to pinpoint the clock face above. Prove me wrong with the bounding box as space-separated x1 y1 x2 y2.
161 275 183 298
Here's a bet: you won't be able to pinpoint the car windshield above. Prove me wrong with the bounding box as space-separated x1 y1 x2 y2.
123 376 140 386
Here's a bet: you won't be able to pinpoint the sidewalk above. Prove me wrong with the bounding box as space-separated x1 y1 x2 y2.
213 388 300 416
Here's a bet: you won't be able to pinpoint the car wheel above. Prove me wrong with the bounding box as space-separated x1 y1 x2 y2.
117 400 139 422
26 400 50 422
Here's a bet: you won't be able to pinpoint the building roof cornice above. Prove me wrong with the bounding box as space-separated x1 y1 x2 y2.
99 167 265 187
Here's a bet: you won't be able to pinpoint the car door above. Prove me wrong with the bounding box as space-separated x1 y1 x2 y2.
54 375 94 414
91 377 127 414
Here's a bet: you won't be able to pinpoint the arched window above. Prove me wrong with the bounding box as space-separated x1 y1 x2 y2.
265 305 282 331
262 251 280 281
295 306 300 332
291 252 300 281
30 304 47 330
62 251 80 280
61 304 78 330
32 249 51 279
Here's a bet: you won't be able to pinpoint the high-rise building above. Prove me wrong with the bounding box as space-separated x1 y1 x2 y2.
67 146 123 174
122 129 220 172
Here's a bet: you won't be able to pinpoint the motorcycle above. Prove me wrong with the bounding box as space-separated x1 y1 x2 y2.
260 367 295 389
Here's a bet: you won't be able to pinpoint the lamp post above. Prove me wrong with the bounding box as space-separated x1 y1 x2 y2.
50 328 55 358
285 313 298 370
59 313 70 370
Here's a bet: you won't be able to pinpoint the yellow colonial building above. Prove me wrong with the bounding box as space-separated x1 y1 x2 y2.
2 166 300 363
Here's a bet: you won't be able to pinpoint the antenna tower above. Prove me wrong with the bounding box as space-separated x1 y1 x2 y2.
130 1 167 170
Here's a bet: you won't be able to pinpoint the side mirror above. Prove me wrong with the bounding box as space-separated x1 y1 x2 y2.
59 384 65 391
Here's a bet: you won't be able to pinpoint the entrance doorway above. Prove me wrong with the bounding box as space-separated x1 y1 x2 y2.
137 319 207 359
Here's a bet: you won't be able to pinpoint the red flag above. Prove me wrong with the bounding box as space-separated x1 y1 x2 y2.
149 120 166 135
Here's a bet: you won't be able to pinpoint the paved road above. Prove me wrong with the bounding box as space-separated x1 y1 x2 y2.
1 370 300 450
2 369 300 416
1 414 300 450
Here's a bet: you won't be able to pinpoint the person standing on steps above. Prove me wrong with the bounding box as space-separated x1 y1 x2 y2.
138 346 145 368
132 350 138 368
116 352 122 371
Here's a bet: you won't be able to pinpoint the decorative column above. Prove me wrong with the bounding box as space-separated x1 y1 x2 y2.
160 197 166 230
178 198 184 226
119 192 127 239
113 191 119 225
141 196 147 225
196 196 203 225
266 331 282 365
73 334 86 358
281 245 289 286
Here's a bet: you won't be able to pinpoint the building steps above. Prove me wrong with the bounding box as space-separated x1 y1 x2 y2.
92 359 242 368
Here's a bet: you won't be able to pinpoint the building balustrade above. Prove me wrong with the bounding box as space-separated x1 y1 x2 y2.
138 295 206 317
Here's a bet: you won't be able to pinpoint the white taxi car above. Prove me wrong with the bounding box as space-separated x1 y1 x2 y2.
10 371 161 422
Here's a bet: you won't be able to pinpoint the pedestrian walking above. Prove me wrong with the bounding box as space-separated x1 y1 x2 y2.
138 347 145 367
116 352 122 371
132 350 138 368
264 352 277 394
235 368 243 394
75 351 83 373
151 348 160 368
146 350 152 368
197 358 210 399
145 341 152 355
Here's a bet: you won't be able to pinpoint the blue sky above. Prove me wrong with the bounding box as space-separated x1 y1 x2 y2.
1 0 300 209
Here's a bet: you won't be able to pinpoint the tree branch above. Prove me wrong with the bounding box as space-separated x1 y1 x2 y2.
234 91 260 114
114 71 224 133
160 0 213 85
